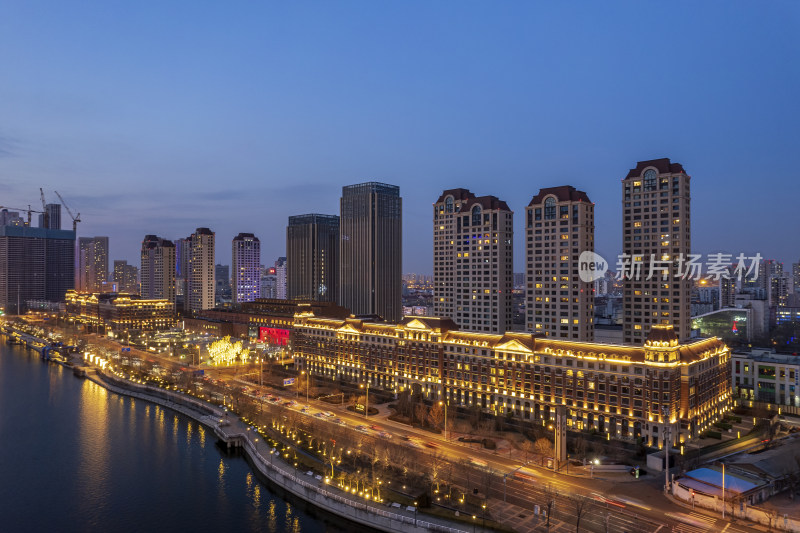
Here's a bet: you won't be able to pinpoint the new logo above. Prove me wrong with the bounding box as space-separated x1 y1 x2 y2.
578 251 608 283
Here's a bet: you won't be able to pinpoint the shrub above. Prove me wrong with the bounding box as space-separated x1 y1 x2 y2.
703 431 722 439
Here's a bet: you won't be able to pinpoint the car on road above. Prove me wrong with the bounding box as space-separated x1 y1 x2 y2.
423 441 439 449
314 412 326 418
333 418 346 426
378 431 392 439
469 458 488 468
370 425 382 431
405 439 423 449
355 425 370 434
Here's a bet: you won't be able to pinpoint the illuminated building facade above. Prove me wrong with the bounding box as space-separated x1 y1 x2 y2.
433 188 476 322
340 182 402 322
286 214 339 302
140 235 176 304
113 260 139 294
434 191 513 334
232 233 261 303
526 186 594 341
65 290 176 332
294 316 731 445
186 227 215 312
78 236 109 293
622 159 691 344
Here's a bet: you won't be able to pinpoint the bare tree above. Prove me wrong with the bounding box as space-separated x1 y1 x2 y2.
543 483 558 529
414 403 429 426
535 437 554 462
521 439 535 463
570 494 591 532
573 435 588 461
428 402 445 431
480 466 496 500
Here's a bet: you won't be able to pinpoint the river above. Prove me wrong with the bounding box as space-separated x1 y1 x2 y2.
0 343 348 533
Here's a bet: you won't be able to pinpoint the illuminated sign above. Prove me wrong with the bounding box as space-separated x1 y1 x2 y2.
259 327 290 346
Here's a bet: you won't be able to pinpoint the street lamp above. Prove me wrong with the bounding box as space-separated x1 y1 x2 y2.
359 382 369 419
439 399 448 441
302 370 310 406
662 406 670 494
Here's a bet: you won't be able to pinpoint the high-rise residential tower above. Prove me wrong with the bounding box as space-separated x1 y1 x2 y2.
526 186 594 341
622 158 691 344
434 191 513 333
286 214 339 301
174 237 190 299
0 225 75 313
140 236 176 303
113 260 139 294
186 228 215 312
340 182 402 322
433 189 476 321
232 233 261 304
78 236 109 293
274 257 287 300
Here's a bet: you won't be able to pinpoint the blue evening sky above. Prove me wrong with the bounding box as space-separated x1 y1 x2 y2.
1 2 798 273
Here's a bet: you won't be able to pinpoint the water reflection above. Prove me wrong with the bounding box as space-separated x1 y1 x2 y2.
0 345 344 533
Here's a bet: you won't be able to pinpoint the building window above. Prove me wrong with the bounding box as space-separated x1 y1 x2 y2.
472 205 482 226
544 197 556 220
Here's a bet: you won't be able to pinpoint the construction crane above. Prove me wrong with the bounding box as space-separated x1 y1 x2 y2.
0 205 45 227
39 188 50 229
54 191 81 233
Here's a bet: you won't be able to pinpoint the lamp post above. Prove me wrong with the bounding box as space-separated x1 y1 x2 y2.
662 406 670 494
360 382 369 419
439 399 448 441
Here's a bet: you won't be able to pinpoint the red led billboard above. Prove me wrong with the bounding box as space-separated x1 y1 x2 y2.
259 327 290 346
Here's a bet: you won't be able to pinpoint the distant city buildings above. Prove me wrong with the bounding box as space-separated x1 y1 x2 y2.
77 236 109 293
0 225 75 314
186 228 215 312
340 182 402 322
38 203 61 230
112 259 139 294
215 264 231 305
622 158 691 344
260 266 277 299
433 189 513 334
526 186 594 341
232 232 261 304
274 257 287 300
0 209 26 227
286 215 339 302
174 237 190 300
140 235 176 304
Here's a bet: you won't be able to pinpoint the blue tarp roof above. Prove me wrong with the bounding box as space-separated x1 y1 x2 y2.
683 467 763 494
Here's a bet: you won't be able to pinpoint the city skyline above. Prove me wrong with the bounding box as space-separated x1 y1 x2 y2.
1 3 799 273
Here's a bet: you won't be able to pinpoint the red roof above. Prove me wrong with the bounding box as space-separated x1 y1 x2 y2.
528 186 592 206
625 158 686 179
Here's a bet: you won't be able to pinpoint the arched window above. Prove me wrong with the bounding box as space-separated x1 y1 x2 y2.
544 197 556 220
445 196 454 213
644 169 657 191
472 205 482 226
